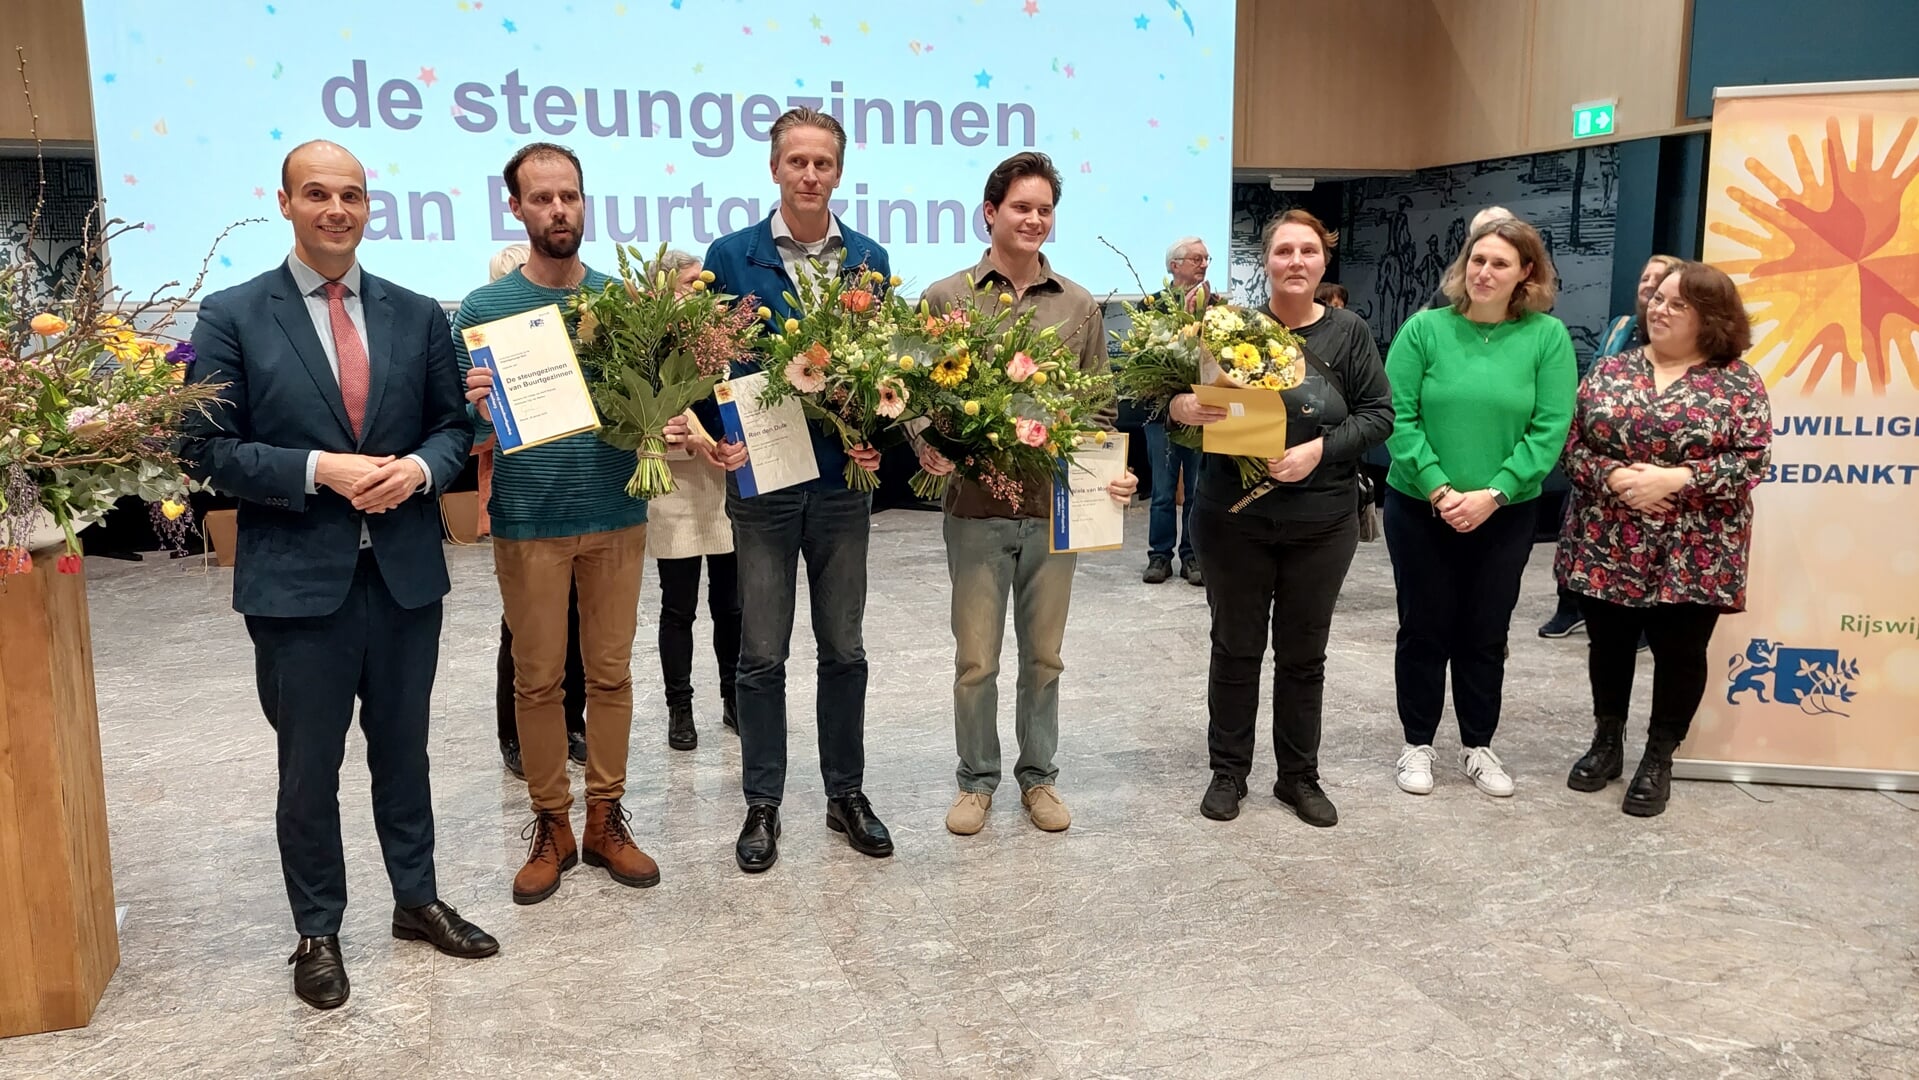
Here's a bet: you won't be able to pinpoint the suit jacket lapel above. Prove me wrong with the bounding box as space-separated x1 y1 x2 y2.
269 267 354 439
357 274 394 447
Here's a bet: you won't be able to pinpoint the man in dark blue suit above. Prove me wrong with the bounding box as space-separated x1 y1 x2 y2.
183 140 496 1011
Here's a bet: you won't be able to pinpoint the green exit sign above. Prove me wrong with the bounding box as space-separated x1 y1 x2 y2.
1572 99 1617 139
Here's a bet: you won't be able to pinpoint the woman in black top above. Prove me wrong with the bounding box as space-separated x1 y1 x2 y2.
1169 209 1393 827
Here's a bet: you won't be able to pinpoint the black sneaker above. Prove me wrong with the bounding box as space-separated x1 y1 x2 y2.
1199 773 1247 820
1636 632 1651 653
1143 555 1172 584
567 729 588 765
1273 775 1338 828
1538 606 1586 638
500 739 525 780
1180 558 1203 587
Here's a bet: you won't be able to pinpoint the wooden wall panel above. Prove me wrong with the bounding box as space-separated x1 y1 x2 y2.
1430 0 1535 164
1524 0 1690 149
0 0 95 144
1234 0 1438 173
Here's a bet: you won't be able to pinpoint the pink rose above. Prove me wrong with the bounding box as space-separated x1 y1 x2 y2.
784 356 826 394
1005 352 1038 382
1015 417 1049 447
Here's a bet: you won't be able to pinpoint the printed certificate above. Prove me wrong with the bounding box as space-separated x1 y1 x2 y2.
716 372 819 497
461 304 601 453
1050 433 1129 553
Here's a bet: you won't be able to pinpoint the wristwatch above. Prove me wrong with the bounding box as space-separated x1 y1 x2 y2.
1489 489 1510 507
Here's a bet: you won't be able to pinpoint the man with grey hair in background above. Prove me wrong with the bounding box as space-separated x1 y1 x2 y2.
1141 235 1211 585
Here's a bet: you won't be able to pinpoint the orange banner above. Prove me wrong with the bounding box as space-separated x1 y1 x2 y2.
1684 83 1919 786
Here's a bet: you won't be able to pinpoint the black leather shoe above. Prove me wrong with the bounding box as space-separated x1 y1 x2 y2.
826 792 894 858
567 729 588 765
500 739 524 780
1200 773 1246 821
721 696 738 734
288 935 349 1010
1623 741 1677 817
735 805 781 873
1181 558 1204 587
1568 715 1627 792
667 702 697 751
1273 775 1338 828
1142 555 1172 584
391 901 500 959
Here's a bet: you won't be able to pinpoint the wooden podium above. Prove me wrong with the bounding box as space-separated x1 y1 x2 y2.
0 552 120 1037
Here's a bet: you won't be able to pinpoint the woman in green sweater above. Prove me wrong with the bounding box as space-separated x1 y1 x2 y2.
1384 217 1576 799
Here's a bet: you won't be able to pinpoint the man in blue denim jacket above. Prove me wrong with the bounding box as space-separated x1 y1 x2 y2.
698 107 894 874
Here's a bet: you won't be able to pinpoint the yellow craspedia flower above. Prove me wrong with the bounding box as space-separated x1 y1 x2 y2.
962 400 980 416
160 499 186 521
897 355 915 370
691 280 708 292
699 270 716 283
30 313 68 336
889 275 902 287
783 318 801 334
999 293 1014 306
757 305 773 320
1031 371 1048 385
867 270 885 283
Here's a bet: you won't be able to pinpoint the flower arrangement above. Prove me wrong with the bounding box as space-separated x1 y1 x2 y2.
755 260 911 492
897 286 1115 504
1 231 226 575
1196 305 1308 485
1111 288 1206 447
571 243 763 499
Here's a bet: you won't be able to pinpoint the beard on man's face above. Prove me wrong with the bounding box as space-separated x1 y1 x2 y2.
529 222 581 260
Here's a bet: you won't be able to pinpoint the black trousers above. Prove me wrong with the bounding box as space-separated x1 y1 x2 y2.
1580 596 1721 745
1384 489 1538 748
656 553 742 708
1193 508 1360 781
497 582 585 745
246 551 440 937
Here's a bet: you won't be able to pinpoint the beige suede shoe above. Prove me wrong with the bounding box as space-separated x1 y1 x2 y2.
946 791 991 835
1022 785 1071 832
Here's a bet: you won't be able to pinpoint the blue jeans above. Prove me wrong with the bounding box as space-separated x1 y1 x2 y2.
1144 421 1199 562
944 515 1077 794
726 486 872 806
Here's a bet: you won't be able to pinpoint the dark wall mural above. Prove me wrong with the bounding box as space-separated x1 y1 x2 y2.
1339 145 1620 362
1 157 99 311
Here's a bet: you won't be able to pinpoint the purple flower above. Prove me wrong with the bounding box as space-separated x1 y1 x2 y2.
165 342 195 367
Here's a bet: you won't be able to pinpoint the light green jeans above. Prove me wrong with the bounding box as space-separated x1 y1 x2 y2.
944 515 1077 794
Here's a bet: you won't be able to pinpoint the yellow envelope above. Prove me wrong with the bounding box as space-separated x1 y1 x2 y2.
1192 383 1289 457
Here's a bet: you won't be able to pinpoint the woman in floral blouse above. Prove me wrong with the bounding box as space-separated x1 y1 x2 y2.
1555 261 1771 817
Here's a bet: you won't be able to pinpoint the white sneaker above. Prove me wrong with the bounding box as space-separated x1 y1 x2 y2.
1395 744 1437 794
1459 746 1515 797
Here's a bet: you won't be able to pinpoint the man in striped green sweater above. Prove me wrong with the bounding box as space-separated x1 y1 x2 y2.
456 143 659 906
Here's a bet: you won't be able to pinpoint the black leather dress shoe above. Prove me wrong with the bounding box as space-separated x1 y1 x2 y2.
391 901 500 959
826 792 894 858
721 697 738 733
736 805 781 873
500 739 525 780
1273 775 1338 828
567 729 589 765
288 935 349 1010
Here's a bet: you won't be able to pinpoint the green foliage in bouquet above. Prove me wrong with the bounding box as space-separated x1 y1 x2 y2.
755 261 910 492
1111 288 1205 450
572 243 762 499
897 285 1115 506
2 208 232 575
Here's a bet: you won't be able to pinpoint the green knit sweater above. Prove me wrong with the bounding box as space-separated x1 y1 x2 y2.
452 267 648 541
1384 307 1577 504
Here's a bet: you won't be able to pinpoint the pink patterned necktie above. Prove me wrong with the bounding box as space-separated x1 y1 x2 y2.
323 281 369 438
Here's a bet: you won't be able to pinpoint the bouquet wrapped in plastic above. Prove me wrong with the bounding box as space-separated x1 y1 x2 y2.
755 261 911 492
572 244 762 499
897 286 1114 505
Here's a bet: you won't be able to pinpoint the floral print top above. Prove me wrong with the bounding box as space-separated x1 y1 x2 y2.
1554 348 1772 612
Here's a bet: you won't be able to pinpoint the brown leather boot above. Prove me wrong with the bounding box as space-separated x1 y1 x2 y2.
512 811 577 905
582 799 661 889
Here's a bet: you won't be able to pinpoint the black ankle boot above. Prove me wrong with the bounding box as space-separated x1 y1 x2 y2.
667 702 696 751
1622 740 1678 817
1567 715 1627 792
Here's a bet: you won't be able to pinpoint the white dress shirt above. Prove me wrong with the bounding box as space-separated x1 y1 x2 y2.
285 253 433 547
768 210 845 298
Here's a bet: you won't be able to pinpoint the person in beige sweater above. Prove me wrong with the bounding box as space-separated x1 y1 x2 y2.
652 251 741 751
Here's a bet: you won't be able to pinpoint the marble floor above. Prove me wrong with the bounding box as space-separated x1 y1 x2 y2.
3 507 1915 1079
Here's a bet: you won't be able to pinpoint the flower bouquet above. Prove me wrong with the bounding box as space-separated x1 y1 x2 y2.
1195 305 1308 485
572 243 763 499
755 261 911 492
2 236 224 574
898 287 1115 504
1111 288 1205 447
